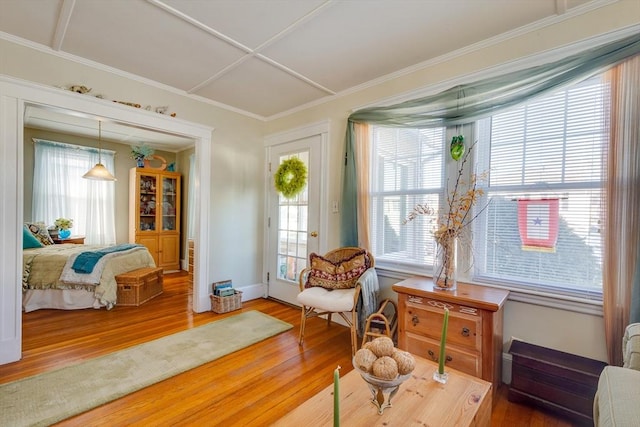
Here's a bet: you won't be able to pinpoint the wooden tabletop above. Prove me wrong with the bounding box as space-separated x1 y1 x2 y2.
392 277 509 312
274 355 492 427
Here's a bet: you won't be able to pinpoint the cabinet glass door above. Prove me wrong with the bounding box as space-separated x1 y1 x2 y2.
162 176 178 231
138 174 157 231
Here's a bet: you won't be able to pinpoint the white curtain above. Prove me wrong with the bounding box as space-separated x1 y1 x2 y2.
32 139 116 245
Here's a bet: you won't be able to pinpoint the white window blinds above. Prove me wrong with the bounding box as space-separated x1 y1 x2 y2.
474 75 607 297
370 126 445 270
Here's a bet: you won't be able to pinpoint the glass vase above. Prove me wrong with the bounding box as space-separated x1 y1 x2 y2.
433 235 457 290
58 229 71 240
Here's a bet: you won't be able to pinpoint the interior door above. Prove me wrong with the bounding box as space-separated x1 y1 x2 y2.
267 135 322 305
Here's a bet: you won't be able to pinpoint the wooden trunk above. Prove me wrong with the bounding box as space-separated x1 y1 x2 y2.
508 339 607 426
116 267 164 306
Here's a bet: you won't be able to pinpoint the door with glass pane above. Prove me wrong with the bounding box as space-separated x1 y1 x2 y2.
267 136 321 305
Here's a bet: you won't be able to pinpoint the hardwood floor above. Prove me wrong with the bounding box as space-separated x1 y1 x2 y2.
1 271 576 426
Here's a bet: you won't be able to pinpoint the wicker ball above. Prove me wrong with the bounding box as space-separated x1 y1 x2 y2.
368 336 395 357
372 356 399 380
392 348 416 375
354 348 378 373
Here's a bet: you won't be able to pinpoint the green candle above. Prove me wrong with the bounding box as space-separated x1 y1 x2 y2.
334 365 341 427
439 308 449 375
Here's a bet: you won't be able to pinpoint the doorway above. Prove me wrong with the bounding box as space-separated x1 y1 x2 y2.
0 77 213 364
265 123 328 306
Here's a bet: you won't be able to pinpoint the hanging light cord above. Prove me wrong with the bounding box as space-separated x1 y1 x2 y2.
98 121 103 164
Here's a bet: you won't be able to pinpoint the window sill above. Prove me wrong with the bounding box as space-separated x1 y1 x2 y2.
376 267 603 317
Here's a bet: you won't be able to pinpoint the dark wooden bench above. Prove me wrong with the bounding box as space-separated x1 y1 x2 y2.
508 339 607 426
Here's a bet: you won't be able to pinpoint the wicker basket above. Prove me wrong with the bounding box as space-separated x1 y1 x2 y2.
210 290 242 313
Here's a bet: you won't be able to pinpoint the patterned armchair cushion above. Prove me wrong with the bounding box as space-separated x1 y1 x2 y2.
306 250 371 290
24 222 54 246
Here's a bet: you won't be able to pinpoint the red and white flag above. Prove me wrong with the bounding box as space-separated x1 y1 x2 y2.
517 199 560 252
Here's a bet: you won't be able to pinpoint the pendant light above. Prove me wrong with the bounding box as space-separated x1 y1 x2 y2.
83 120 117 181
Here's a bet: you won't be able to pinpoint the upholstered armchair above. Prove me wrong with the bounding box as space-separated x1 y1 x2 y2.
297 247 378 356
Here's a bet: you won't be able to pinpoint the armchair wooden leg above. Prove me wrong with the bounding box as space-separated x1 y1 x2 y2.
327 313 332 326
350 310 358 356
299 306 307 345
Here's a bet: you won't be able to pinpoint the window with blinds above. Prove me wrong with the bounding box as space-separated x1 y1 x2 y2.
473 75 607 297
370 126 445 270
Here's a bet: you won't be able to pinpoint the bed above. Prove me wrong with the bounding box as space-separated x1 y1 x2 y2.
22 243 156 312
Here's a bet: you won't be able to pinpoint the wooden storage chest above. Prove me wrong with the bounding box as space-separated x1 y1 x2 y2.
116 267 163 306
508 339 607 425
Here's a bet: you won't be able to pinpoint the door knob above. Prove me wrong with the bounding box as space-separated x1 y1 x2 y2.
310 231 318 237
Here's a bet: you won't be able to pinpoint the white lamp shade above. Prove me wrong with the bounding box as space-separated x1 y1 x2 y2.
83 163 117 181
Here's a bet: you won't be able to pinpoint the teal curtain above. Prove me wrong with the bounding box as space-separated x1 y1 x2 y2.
340 32 640 246
340 122 358 246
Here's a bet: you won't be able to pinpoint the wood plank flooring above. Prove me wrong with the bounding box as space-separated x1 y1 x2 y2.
1 271 575 426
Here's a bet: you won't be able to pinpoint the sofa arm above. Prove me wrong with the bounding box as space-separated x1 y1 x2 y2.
594 366 640 427
623 323 640 370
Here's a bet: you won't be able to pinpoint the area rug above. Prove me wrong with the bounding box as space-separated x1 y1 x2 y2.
0 310 292 427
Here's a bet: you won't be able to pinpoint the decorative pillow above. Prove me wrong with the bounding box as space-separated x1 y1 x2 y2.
24 222 54 246
306 250 371 290
23 225 44 249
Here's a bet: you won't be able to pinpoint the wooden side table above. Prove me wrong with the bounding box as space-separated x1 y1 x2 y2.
393 277 509 399
52 235 85 244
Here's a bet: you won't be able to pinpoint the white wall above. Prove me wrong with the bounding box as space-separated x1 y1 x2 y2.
265 1 640 365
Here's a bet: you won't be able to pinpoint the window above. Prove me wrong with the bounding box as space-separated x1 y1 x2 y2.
32 139 117 244
474 75 607 297
369 127 445 270
369 74 607 298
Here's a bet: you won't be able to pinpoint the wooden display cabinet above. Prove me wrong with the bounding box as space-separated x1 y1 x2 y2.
393 277 509 398
128 168 181 271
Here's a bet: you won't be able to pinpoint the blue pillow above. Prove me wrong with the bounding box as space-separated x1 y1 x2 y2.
23 225 44 249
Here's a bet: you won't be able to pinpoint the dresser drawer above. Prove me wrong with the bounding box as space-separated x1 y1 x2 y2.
404 332 481 378
404 296 482 352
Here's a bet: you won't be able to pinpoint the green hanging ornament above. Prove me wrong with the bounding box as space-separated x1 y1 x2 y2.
450 135 465 161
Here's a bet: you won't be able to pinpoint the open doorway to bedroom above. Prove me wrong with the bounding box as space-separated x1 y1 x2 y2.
0 77 213 365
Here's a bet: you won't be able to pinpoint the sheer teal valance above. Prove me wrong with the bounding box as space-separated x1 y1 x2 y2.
348 32 640 128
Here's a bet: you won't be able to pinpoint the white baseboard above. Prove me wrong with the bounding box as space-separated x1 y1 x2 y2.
502 352 513 385
237 283 267 301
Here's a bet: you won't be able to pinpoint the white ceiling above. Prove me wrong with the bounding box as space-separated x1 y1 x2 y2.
1 0 603 144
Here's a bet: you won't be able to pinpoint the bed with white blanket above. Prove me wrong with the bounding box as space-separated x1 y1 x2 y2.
22 243 156 312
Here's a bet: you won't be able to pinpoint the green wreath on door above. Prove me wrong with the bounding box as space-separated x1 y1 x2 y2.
274 157 307 199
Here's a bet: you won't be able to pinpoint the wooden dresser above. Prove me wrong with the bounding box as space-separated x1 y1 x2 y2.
393 277 509 397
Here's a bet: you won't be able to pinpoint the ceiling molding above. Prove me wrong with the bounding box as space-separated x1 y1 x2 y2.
350 22 640 113
0 30 266 120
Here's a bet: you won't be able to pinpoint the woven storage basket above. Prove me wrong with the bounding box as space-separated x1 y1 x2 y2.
210 290 242 313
